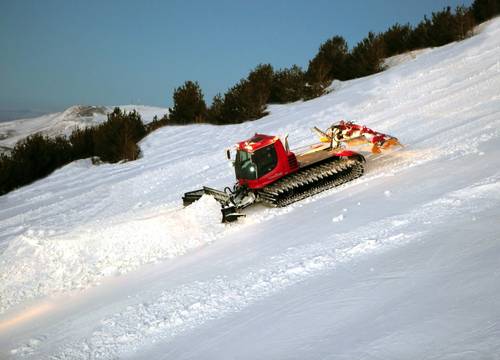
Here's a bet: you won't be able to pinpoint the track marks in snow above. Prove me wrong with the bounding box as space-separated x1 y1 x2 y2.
0 196 229 314
40 176 500 359
0 147 422 315
37 236 420 359
2 84 499 317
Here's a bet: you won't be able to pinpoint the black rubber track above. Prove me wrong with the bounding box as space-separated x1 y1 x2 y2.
258 157 364 208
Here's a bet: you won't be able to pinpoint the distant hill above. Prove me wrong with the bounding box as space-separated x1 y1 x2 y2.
0 105 168 153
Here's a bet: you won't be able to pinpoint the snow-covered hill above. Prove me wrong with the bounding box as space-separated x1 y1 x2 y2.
0 104 168 152
0 19 499 359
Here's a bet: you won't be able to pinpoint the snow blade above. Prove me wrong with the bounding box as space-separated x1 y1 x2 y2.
221 205 246 223
183 186 244 223
182 186 230 207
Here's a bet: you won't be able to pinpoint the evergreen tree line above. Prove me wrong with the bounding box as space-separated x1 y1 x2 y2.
1 0 498 196
0 108 154 195
163 0 499 126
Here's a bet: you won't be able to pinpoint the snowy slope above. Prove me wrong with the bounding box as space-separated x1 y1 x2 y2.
382 48 431 68
1 19 500 359
0 105 168 152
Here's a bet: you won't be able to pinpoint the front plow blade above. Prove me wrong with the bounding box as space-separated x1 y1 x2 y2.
182 186 231 207
182 186 245 223
222 205 246 222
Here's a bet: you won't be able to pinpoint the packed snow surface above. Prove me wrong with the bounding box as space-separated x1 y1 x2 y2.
1 19 500 359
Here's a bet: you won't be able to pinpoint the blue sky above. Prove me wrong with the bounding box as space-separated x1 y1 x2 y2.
0 0 472 118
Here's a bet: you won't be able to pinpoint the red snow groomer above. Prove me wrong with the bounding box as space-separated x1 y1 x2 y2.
183 121 401 222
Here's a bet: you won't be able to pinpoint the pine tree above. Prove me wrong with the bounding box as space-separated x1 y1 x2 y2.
246 63 274 110
382 23 412 57
0 154 14 195
207 94 224 124
145 114 169 133
269 65 306 103
5 134 72 192
217 64 274 123
347 32 386 78
408 16 432 49
306 35 349 85
70 127 95 159
454 6 476 40
93 108 146 162
471 0 500 23
169 81 207 124
428 7 461 46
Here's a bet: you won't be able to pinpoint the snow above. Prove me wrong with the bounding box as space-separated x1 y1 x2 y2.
0 104 168 152
382 48 432 69
1 18 500 359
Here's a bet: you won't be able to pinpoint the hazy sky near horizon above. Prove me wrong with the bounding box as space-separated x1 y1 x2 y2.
0 0 472 117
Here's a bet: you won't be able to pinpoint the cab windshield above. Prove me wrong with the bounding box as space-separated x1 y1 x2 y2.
235 145 278 180
235 150 257 180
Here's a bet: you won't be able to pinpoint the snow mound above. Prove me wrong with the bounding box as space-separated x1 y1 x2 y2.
383 49 431 69
0 195 224 314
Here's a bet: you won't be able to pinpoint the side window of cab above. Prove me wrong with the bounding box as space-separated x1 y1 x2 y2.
253 144 278 176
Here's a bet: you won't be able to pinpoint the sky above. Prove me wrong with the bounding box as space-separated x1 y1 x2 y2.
0 0 473 120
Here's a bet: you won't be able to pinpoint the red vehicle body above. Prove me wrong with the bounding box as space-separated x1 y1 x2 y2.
183 122 401 222
234 133 360 190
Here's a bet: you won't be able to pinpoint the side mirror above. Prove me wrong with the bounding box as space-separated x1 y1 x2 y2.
284 134 290 152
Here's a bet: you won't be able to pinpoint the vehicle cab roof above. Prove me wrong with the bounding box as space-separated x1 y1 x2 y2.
236 133 278 152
